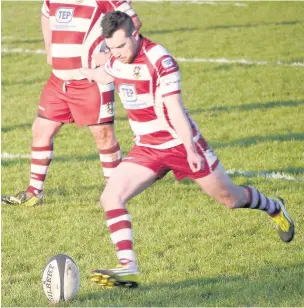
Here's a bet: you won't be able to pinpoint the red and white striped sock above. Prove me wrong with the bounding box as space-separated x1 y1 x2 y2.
26 144 53 196
99 143 122 181
106 208 136 266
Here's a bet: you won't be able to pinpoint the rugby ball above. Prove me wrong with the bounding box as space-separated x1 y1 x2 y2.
42 254 80 303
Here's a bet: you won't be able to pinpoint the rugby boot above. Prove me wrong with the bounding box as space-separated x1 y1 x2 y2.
91 263 140 289
271 197 295 243
1 191 43 206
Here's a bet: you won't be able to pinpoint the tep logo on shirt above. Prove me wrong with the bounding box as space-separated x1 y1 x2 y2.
55 8 74 23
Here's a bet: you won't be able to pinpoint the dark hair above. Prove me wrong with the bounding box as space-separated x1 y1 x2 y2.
101 11 135 38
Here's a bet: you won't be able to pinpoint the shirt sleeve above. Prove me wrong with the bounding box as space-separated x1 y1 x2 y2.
41 0 50 18
97 1 137 17
157 55 181 98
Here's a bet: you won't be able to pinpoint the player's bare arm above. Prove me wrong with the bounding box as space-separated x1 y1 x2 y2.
131 15 142 31
41 14 52 66
79 66 114 84
164 94 203 172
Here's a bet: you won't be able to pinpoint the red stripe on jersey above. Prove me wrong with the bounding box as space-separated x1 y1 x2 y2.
88 36 104 68
117 240 133 251
139 131 174 145
196 136 209 151
99 116 114 123
108 221 132 233
101 160 121 168
101 89 114 104
86 7 103 41
126 106 157 122
115 78 150 94
49 4 94 19
52 31 85 44
99 143 120 154
31 173 46 181
162 90 181 98
163 105 175 130
32 145 53 151
185 112 199 138
52 57 82 70
31 159 52 166
106 209 128 220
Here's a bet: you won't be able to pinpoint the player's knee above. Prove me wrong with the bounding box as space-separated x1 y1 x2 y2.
217 190 237 209
100 189 124 210
32 119 58 143
91 124 117 149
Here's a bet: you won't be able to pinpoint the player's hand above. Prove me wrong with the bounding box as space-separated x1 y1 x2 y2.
187 149 203 172
92 52 111 67
79 68 96 82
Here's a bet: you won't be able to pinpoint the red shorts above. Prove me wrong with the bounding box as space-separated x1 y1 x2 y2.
39 73 115 126
123 137 219 180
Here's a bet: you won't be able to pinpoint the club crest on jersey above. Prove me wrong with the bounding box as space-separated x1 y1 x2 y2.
162 57 174 69
55 8 74 23
106 102 114 115
133 66 141 79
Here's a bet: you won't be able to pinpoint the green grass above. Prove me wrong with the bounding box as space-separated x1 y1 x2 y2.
1 1 304 307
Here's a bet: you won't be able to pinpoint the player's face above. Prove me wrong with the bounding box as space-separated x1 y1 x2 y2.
105 29 140 64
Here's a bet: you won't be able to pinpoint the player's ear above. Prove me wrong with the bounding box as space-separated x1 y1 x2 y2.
132 30 139 40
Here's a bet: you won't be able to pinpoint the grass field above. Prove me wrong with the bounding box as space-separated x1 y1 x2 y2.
1 1 304 307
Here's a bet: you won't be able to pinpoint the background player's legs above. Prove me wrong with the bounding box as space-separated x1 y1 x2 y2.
26 117 62 195
2 116 62 206
100 162 158 265
88 123 121 182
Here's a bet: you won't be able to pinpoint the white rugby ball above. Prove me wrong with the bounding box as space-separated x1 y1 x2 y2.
42 254 80 303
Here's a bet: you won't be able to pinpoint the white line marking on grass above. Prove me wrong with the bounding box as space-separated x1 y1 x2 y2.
2 0 248 4
2 153 302 181
2 48 46 54
2 48 304 67
2 152 31 159
226 169 302 182
2 36 16 40
176 57 304 67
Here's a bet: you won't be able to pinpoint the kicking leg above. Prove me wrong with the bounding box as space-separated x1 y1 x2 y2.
194 163 295 242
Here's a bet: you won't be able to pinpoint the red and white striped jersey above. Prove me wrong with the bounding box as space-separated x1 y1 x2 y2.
41 0 136 81
104 37 200 149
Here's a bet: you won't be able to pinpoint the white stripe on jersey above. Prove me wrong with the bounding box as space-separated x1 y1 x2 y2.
119 94 154 110
144 45 171 67
136 138 182 150
129 119 168 135
51 43 84 58
154 98 178 138
50 17 91 33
